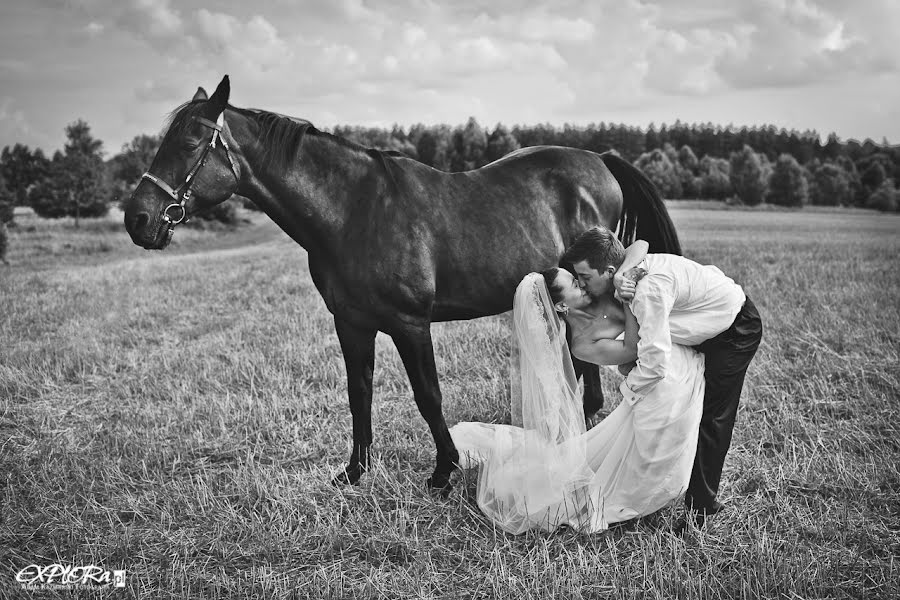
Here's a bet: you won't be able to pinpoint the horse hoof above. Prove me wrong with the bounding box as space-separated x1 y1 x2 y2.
331 465 365 487
426 474 453 498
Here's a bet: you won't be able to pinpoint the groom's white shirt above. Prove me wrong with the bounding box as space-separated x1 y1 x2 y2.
620 253 746 405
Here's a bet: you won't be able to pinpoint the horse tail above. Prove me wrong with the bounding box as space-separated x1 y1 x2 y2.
600 152 682 256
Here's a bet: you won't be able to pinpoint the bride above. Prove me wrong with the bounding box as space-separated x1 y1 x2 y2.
449 248 705 534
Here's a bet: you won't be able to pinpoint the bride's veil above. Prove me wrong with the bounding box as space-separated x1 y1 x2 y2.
468 273 600 533
510 272 585 442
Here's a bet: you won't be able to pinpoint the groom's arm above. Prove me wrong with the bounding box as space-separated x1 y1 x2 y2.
620 288 674 405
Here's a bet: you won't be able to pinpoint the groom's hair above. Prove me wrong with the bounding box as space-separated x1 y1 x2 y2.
561 226 626 271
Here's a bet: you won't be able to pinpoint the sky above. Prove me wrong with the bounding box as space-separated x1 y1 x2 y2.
1 0 898 157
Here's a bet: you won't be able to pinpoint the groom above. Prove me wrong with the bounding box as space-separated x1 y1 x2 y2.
561 226 763 532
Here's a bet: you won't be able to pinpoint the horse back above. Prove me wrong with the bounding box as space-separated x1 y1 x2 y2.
361 146 624 320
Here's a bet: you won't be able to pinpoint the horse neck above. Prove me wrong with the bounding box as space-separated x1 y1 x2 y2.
229 110 381 255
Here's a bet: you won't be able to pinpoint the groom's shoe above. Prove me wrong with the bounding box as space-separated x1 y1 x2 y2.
673 501 725 536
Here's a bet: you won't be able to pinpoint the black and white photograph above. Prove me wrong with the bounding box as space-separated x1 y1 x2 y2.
1 1 898 597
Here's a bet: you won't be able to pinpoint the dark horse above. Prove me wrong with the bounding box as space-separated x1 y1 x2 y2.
123 76 681 492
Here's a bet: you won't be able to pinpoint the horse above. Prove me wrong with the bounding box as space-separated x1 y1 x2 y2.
123 75 682 492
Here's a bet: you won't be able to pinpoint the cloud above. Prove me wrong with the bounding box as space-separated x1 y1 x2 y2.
643 27 736 95
0 97 35 144
132 0 181 37
706 0 898 88
108 0 186 52
402 23 427 46
15 0 900 151
446 37 567 73
336 0 387 23
473 10 596 43
134 78 186 103
84 21 104 36
0 59 28 73
194 10 293 73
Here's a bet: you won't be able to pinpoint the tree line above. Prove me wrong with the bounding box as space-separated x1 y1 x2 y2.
2 117 899 230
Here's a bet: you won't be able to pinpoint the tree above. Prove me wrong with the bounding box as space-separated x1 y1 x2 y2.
766 153 809 207
866 179 898 212
0 172 14 225
0 167 8 263
698 156 732 200
645 123 660 153
823 132 843 161
0 143 49 205
110 134 161 191
860 161 886 194
810 162 852 206
834 155 864 206
634 149 682 199
485 124 520 163
677 145 700 173
413 125 453 170
30 120 107 224
0 173 12 263
450 117 488 171
0 220 7 265
675 145 701 198
729 145 767 206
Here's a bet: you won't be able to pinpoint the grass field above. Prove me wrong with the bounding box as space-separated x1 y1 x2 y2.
1 205 899 599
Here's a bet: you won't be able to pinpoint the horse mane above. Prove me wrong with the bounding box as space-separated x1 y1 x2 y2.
234 107 409 188
228 106 317 170
163 100 406 179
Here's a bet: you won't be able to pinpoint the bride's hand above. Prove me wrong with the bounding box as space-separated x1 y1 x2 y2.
613 267 647 302
618 360 637 377
615 278 637 302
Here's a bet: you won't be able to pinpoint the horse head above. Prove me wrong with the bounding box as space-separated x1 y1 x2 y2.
124 75 241 249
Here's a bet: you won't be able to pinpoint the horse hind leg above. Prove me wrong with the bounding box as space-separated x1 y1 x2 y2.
564 314 605 420
332 317 377 486
573 355 604 421
391 324 459 496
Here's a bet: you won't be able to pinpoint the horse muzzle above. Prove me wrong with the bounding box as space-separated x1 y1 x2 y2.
125 210 175 250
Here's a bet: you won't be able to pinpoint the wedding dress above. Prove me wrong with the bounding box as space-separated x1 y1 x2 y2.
449 273 705 534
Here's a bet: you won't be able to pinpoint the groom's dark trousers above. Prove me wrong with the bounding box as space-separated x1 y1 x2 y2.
686 296 762 512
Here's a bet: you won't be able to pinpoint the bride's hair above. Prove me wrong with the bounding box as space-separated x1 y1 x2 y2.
540 268 564 304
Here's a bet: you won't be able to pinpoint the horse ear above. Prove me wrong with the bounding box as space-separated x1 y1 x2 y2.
208 75 230 112
192 87 208 101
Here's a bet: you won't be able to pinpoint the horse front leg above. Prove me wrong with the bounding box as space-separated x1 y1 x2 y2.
332 317 377 485
391 325 459 495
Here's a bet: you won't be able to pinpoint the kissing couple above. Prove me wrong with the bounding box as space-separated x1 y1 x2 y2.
450 225 763 535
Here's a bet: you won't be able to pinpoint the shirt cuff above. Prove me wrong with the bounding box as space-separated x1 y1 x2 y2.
619 379 642 406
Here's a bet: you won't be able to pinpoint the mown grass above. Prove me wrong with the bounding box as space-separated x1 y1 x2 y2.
1 204 898 599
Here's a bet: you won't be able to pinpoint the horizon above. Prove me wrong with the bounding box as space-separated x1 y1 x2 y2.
2 1 898 156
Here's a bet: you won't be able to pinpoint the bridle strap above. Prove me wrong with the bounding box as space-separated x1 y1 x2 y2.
139 111 239 226
140 172 179 201
194 113 239 179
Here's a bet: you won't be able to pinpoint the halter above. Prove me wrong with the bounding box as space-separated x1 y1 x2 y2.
140 112 239 226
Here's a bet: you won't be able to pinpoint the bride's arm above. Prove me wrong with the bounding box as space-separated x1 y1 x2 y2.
571 338 636 366
614 240 649 301
570 303 641 367
620 240 649 273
